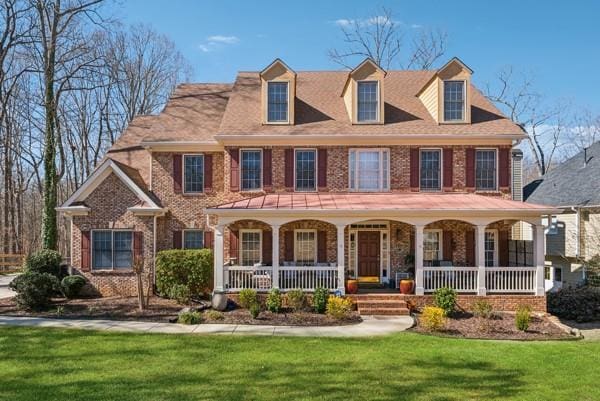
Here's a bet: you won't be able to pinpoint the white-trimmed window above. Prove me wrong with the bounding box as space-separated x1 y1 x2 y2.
294 229 316 265
357 81 379 122
183 154 204 193
183 230 204 249
420 149 442 191
476 149 497 190
267 81 288 122
349 148 389 191
240 230 262 266
444 80 465 121
295 149 316 191
484 229 498 267
424 230 442 262
241 149 262 191
92 230 133 270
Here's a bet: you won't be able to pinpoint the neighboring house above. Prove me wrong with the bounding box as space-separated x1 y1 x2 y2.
58 57 556 308
525 143 600 289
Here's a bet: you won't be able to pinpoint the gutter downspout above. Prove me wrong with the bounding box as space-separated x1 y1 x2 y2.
153 215 158 286
571 206 585 280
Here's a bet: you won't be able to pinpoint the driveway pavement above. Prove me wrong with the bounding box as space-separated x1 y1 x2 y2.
0 274 18 299
0 315 414 337
561 320 600 341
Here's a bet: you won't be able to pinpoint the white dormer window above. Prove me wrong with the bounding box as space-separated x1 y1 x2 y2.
267 81 288 122
443 80 465 121
357 81 379 122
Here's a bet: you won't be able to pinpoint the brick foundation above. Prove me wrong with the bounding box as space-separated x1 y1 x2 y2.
402 294 547 313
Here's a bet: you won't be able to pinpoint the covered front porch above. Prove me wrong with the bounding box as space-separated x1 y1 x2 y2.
205 193 558 297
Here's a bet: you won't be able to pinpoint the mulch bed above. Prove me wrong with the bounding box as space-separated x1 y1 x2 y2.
0 296 362 326
0 296 182 323
202 308 362 326
412 311 575 340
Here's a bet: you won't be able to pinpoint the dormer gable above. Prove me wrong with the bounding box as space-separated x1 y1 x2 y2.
418 57 473 124
260 58 296 125
341 58 386 125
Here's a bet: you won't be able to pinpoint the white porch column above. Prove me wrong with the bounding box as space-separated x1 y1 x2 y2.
475 224 487 296
271 224 280 289
415 225 425 295
533 223 546 296
213 224 225 292
336 224 345 294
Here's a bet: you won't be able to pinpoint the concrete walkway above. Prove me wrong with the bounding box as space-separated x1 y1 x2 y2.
0 274 18 299
0 315 414 337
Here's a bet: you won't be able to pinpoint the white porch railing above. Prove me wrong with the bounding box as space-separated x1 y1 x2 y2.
423 267 479 293
279 265 338 291
422 266 538 294
223 265 338 292
485 267 536 294
224 266 274 291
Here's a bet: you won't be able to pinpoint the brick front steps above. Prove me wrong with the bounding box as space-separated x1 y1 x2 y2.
349 294 411 316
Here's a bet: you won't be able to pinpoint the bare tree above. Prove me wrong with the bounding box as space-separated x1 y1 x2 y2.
567 110 600 156
328 7 447 70
485 66 569 177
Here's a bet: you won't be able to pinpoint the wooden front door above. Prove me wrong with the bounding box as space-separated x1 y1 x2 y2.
358 231 380 277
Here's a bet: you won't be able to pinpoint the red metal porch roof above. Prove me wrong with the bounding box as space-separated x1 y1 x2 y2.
210 193 554 212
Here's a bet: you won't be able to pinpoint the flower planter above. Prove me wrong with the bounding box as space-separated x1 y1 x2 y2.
399 279 414 294
345 279 359 294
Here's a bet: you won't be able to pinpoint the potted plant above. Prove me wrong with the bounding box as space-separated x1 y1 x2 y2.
400 254 415 294
345 269 358 294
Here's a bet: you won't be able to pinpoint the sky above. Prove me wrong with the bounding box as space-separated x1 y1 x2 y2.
116 0 600 111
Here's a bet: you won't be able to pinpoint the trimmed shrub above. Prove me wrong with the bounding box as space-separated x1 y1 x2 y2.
516 305 532 331
266 288 282 313
433 287 457 316
61 275 86 299
547 286 600 322
472 299 494 319
421 306 446 331
9 272 60 310
249 303 260 319
155 249 213 303
178 311 202 325
24 250 62 277
313 287 329 314
287 289 305 311
169 284 192 305
205 310 224 321
238 289 258 309
326 296 353 319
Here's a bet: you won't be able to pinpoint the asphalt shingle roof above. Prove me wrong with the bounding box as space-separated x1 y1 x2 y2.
525 141 600 207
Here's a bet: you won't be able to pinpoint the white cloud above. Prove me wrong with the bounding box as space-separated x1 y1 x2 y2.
198 35 240 53
206 35 239 44
334 18 354 27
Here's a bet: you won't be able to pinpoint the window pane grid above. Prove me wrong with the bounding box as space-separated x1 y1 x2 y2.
295 231 316 265
295 150 316 191
93 231 133 270
240 232 261 266
241 150 262 191
184 231 204 249
267 82 288 122
184 155 204 193
424 231 441 261
113 231 133 269
420 150 441 190
476 150 496 190
444 81 464 121
357 81 378 122
350 149 389 191
485 231 495 267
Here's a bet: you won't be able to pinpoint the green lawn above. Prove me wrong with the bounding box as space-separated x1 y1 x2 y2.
0 327 598 401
